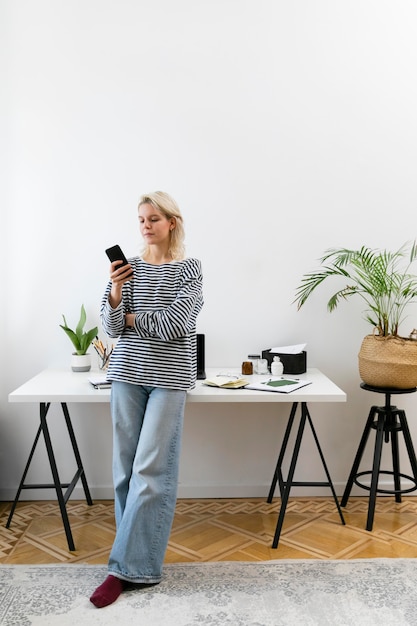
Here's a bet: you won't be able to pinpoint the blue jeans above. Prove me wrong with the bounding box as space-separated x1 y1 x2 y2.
108 381 186 583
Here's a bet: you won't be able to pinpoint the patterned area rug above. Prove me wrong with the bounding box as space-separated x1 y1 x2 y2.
0 559 416 625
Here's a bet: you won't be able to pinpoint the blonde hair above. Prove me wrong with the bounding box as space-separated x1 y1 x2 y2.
138 191 186 260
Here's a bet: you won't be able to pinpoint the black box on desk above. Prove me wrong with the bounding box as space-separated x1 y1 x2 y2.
196 333 206 380
262 349 307 375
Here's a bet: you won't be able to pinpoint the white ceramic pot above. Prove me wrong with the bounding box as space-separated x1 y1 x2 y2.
71 353 92 372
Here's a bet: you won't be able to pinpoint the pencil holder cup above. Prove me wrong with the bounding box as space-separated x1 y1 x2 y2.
93 339 113 370
97 353 110 370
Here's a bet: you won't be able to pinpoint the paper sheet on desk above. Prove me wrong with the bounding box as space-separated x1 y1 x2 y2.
245 377 312 393
270 343 306 354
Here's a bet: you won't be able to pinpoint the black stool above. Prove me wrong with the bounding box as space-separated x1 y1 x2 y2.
341 383 417 531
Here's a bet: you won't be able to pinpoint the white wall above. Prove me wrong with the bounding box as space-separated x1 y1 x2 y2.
2 0 417 500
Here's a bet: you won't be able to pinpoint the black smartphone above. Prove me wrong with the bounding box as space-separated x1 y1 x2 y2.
105 244 129 266
105 245 132 275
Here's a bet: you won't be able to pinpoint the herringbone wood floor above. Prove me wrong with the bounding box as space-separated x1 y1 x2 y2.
2 497 417 564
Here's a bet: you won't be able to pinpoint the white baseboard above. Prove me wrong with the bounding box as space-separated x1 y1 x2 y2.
1 480 414 502
0 487 115 502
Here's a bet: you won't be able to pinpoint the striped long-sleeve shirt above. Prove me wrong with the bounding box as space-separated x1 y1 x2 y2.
100 257 204 390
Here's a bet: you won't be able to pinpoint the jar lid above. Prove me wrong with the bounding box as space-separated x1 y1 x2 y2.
248 354 260 358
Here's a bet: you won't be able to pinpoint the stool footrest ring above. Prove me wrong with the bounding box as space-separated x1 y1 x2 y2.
354 470 417 495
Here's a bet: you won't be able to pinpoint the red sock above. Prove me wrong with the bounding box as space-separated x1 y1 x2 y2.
90 575 126 608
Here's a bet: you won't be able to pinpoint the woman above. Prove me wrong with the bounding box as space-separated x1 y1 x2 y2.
90 191 203 608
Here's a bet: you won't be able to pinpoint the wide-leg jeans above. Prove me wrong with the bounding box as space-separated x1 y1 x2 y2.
108 381 186 583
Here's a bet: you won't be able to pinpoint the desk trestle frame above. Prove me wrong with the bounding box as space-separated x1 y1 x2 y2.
6 402 93 551
267 401 345 548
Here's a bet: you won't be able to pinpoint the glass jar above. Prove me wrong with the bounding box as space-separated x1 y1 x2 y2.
248 354 261 374
257 358 269 375
242 360 253 375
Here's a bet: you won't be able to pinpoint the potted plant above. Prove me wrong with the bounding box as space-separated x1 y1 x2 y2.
294 241 417 388
60 304 98 372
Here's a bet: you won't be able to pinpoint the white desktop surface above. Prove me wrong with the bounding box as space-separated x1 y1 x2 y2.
8 367 346 404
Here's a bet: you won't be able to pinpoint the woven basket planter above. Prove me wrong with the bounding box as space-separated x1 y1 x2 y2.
358 334 417 389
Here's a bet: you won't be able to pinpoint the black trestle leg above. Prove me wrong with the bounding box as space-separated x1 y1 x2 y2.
5 401 93 552
268 402 344 549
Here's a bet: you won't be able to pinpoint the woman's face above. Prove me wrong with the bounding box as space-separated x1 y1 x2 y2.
138 203 175 246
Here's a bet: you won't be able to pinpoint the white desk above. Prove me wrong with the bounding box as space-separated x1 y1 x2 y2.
8 367 346 550
9 367 345 404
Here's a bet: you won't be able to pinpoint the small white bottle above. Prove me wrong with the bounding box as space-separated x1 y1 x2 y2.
271 356 284 376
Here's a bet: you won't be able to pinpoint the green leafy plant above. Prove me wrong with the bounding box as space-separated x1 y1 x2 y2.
294 241 417 337
60 304 98 355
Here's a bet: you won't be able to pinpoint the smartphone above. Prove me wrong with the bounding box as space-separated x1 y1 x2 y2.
105 245 132 275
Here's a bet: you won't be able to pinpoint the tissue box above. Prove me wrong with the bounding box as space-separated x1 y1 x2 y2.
262 349 307 375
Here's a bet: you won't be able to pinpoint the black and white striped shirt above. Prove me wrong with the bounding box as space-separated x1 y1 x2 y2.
100 257 204 390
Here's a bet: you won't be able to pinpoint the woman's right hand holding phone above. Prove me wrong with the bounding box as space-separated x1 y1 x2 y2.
109 260 133 308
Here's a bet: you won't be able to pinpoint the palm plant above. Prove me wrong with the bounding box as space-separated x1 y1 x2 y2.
60 304 98 355
294 241 417 337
